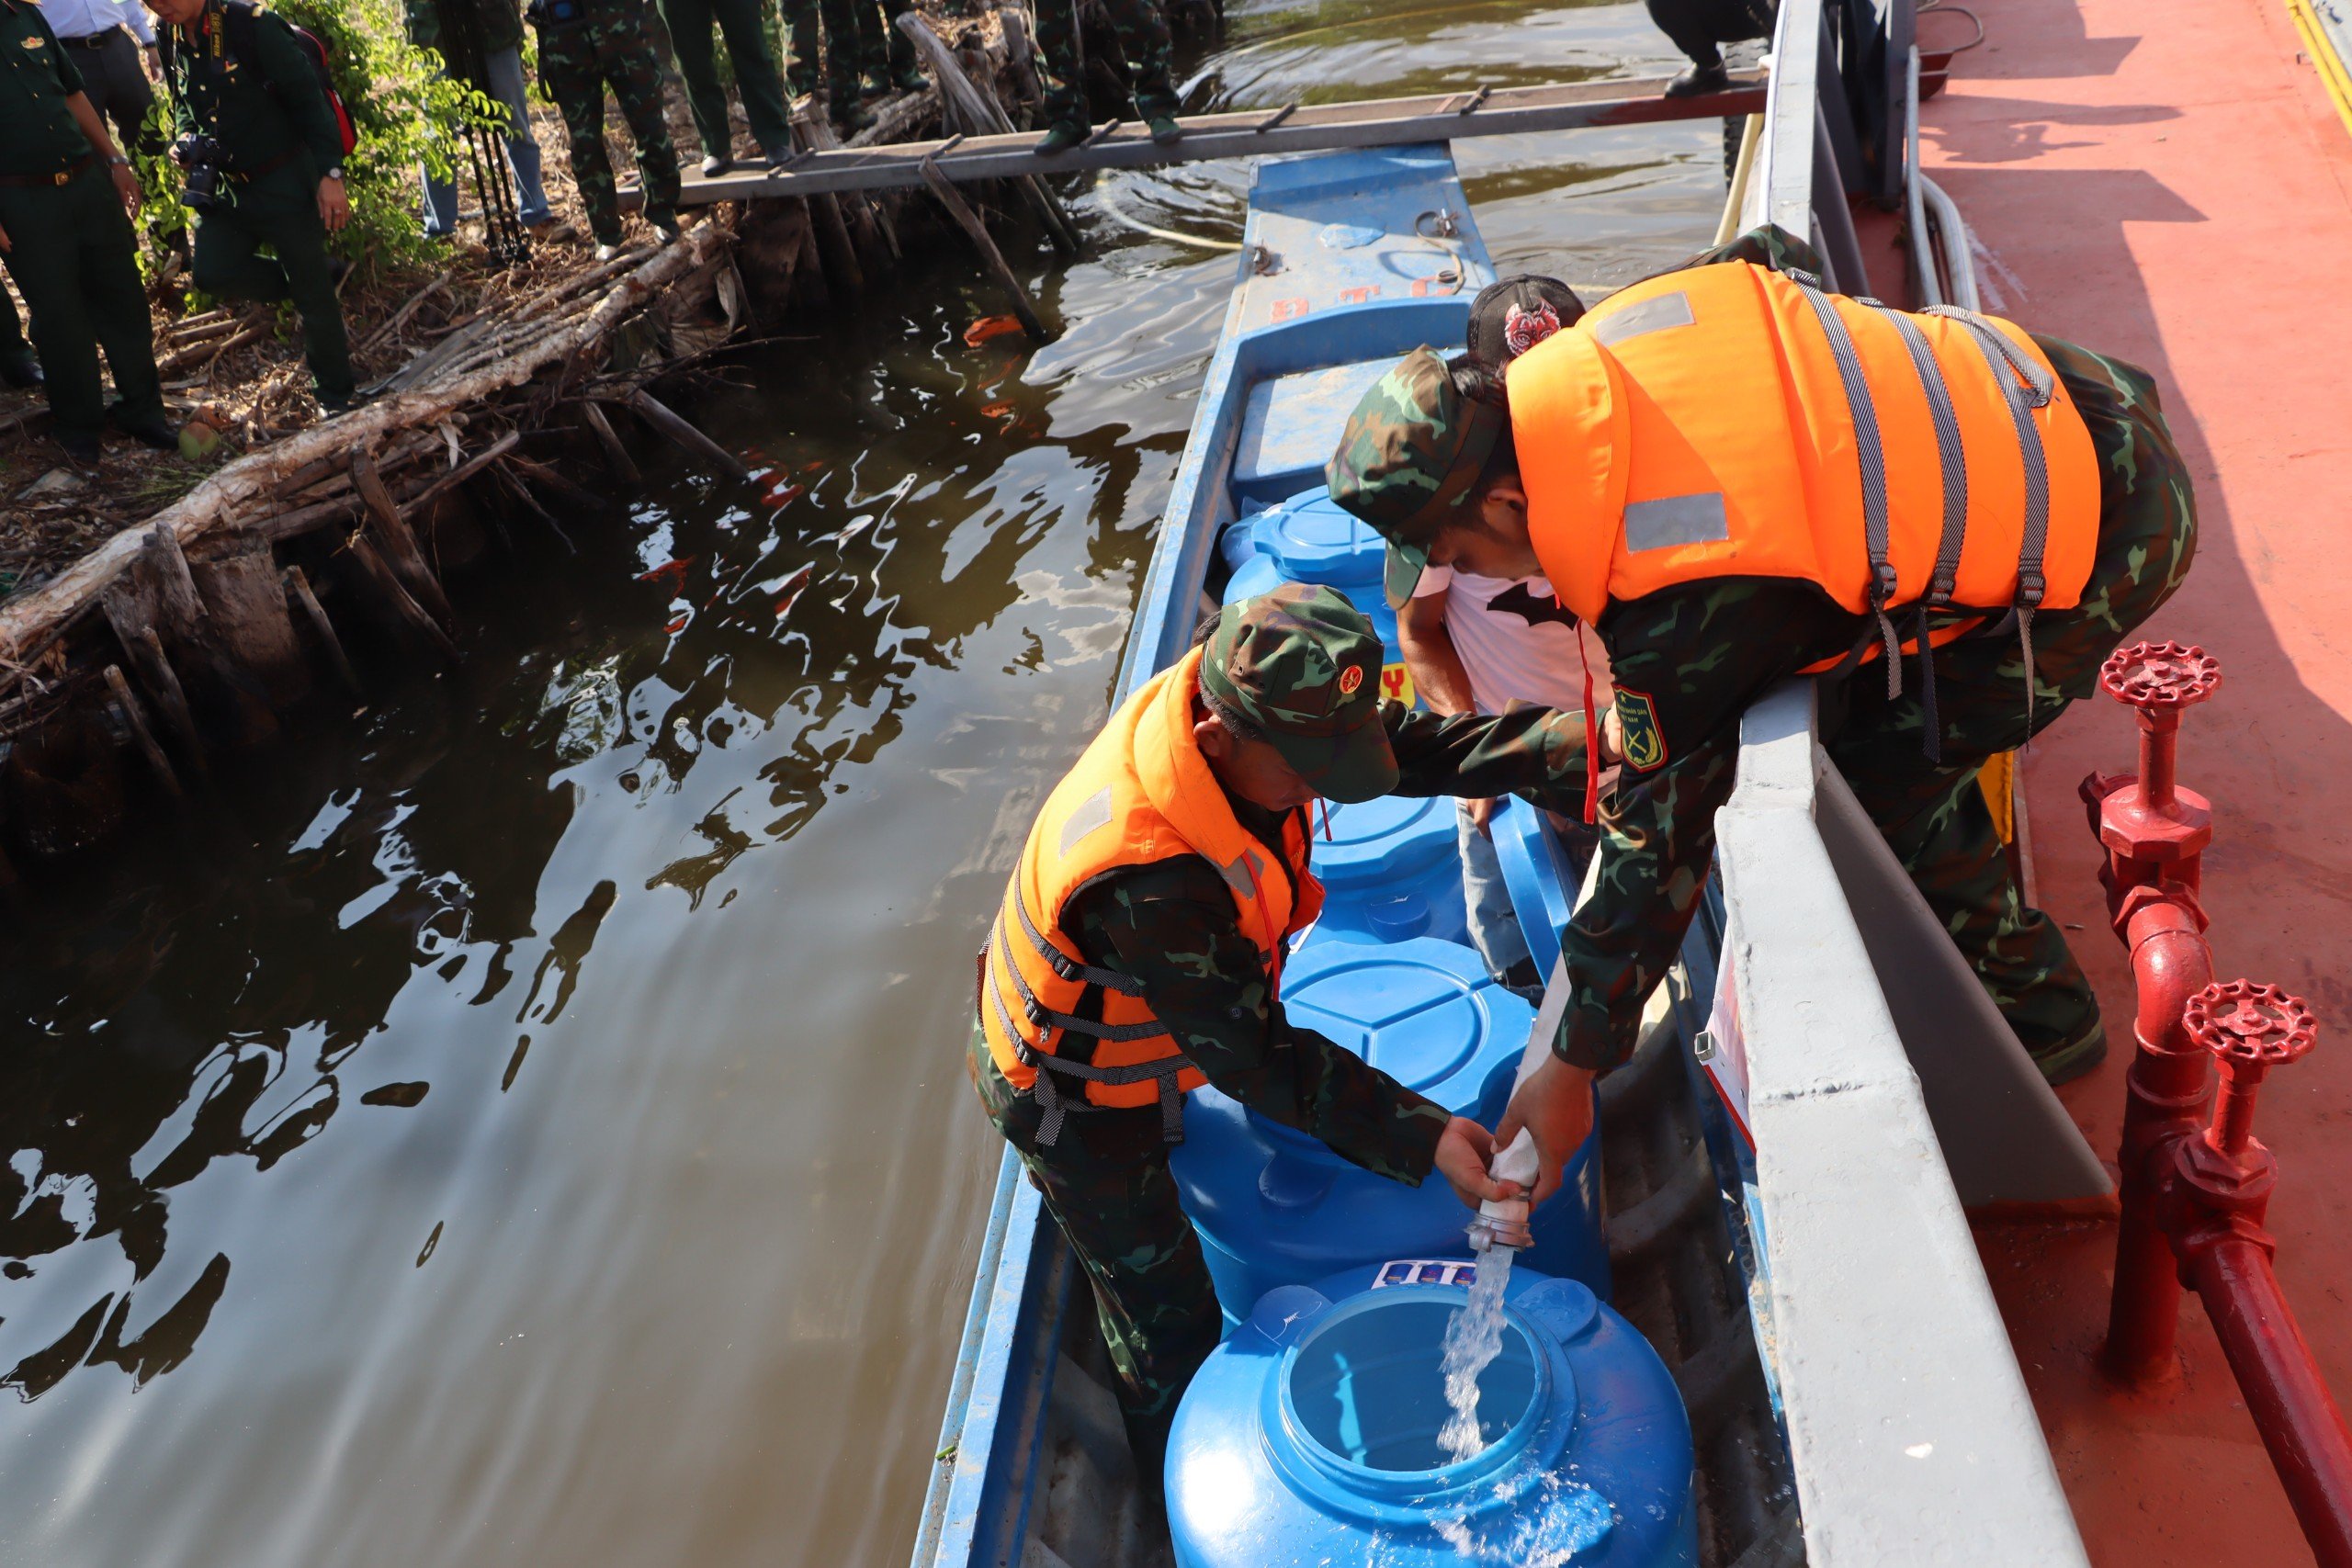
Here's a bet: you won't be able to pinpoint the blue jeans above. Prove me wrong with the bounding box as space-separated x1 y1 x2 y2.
1456 801 1534 985
420 47 551 233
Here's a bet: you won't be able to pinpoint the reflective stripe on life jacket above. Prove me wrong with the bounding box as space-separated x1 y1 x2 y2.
978 645 1326 1145
1510 261 2101 657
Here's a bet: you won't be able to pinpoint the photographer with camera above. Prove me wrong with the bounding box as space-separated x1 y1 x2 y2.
144 0 356 414
0 0 173 463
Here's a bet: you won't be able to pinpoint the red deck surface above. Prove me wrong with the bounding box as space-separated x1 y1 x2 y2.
1921 0 2352 1560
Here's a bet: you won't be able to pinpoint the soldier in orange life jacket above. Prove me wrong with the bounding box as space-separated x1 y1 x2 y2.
1329 226 2199 1212
972 582 1613 1484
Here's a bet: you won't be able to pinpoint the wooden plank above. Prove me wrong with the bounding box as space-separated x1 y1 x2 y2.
105 665 183 798
346 534 459 660
622 389 753 482
283 565 362 695
350 447 455 630
918 157 1049 343
678 74 1766 201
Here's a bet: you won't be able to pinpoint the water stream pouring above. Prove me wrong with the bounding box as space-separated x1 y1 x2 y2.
1442 1128 1543 1462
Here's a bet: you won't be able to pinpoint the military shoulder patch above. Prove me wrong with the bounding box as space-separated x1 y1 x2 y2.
1614 687 1667 772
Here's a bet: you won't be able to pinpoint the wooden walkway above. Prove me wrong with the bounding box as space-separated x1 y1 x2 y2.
674 74 1766 203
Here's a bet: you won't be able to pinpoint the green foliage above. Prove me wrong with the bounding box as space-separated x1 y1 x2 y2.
275 0 504 276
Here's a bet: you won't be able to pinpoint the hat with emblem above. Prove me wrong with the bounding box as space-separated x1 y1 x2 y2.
1325 346 1507 610
1467 275 1587 367
1199 583 1397 804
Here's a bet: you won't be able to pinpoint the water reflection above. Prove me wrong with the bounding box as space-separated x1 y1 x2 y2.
0 0 1727 1562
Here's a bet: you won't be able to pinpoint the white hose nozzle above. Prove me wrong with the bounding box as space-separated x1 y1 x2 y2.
1467 1128 1540 1252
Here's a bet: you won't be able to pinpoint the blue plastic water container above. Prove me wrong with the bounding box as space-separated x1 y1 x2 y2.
1302 793 1468 950
1217 488 1398 654
1167 1262 1696 1568
1173 939 1608 1328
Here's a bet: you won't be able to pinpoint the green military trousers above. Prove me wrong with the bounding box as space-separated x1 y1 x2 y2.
969 1029 1219 1492
1034 0 1177 127
191 164 352 403
0 164 164 439
780 0 915 104
536 14 683 247
1823 337 2199 1076
655 0 793 158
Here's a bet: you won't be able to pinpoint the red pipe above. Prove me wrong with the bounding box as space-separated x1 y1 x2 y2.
2182 1233 2352 1568
2101 897 2213 1382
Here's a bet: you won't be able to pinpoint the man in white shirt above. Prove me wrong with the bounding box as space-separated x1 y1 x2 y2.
41 0 159 155
1395 276 1606 993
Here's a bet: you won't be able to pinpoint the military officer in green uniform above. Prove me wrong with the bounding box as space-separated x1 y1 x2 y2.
1327 228 2198 1210
526 0 681 260
779 0 921 134
0 0 172 462
144 0 356 413
1032 0 1182 152
973 584 1617 1483
654 0 791 173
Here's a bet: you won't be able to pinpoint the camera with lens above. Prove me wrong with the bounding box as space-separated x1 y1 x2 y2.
170 133 228 210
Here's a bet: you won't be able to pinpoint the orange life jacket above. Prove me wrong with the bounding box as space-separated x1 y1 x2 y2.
978 646 1326 1144
1508 261 2101 691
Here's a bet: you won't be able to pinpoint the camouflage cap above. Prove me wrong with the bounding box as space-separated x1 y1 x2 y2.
1467 275 1587 367
1199 583 1398 804
1325 347 1505 609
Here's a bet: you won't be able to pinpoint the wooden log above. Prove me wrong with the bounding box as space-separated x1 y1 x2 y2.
0 223 729 687
260 495 361 543
788 202 832 313
141 525 209 636
998 4 1043 105
503 449 607 511
190 536 310 708
794 110 893 276
99 583 208 776
402 431 525 517
918 157 1052 342
350 448 455 630
621 389 753 482
898 14 1082 255
579 400 640 483
283 566 361 695
104 665 183 798
357 269 453 355
345 534 459 660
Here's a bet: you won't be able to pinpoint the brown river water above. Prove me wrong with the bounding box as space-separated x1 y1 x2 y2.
0 6 1731 1562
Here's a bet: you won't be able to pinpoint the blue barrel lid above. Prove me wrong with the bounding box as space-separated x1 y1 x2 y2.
1282 939 1521 1114
1250 488 1385 592
1308 793 1456 892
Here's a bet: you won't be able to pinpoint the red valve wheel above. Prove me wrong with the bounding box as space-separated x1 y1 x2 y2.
2183 980 2318 1070
2100 640 2222 713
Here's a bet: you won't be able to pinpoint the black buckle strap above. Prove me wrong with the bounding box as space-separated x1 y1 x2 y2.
1017 1042 1192 1146
1791 280 1902 702
1011 891 1142 996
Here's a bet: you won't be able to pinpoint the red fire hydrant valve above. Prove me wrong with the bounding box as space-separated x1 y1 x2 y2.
2101 640 2222 713
2097 640 2220 864
2184 981 2317 1160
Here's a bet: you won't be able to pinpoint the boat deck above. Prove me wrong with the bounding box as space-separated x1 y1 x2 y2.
1923 0 2352 1558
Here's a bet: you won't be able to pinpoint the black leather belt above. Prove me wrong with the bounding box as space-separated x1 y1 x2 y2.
58 28 127 48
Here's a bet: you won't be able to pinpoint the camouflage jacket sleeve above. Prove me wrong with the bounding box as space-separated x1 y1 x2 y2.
1382 701 1590 815
1067 861 1451 1183
1555 581 1856 1069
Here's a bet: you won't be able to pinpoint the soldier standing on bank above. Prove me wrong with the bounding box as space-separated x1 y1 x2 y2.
655 0 792 174
780 0 922 136
143 0 358 414
405 0 553 235
972 583 1616 1483
1032 0 1182 152
526 0 682 261
0 0 174 462
1329 226 2198 1208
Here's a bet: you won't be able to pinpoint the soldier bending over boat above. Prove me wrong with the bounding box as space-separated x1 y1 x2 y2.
971 583 1614 1484
1329 226 2198 1208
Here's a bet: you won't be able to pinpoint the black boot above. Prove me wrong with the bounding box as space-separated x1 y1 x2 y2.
1664 57 1731 97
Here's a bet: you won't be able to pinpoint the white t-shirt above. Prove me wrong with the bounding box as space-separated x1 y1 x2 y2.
1412 566 1613 716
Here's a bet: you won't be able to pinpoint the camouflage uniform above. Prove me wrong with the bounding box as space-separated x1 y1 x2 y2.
531 0 680 247
780 0 918 106
972 587 1593 1483
654 0 792 160
1329 229 2199 1081
1034 0 1178 130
